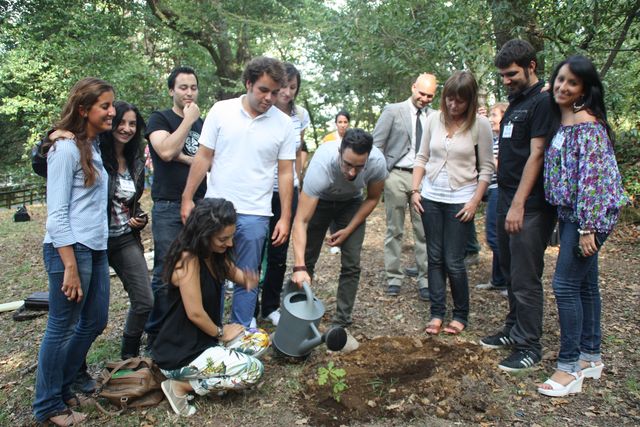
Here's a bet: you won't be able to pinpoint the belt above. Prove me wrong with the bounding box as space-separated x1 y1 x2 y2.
393 166 413 173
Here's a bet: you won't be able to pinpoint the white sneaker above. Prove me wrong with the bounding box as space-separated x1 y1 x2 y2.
340 329 359 353
249 317 257 329
265 310 280 326
329 246 341 255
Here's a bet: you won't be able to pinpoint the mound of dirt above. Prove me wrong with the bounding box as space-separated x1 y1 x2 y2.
299 336 509 426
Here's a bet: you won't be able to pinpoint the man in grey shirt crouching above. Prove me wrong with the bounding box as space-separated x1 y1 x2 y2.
291 128 388 353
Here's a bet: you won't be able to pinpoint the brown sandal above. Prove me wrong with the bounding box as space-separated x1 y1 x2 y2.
65 394 95 409
443 321 465 335
425 319 442 335
41 408 87 426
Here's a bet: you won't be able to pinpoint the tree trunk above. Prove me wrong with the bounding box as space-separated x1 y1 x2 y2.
488 0 545 75
146 0 246 100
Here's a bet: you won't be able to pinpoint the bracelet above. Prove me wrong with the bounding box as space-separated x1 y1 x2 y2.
577 228 594 236
217 325 224 338
410 189 420 195
293 266 307 272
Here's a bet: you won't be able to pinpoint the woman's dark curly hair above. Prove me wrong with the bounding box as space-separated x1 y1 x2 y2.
163 198 237 284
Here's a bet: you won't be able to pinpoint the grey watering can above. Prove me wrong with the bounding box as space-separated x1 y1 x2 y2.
272 282 347 357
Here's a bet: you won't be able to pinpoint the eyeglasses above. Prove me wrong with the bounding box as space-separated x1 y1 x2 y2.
339 153 367 173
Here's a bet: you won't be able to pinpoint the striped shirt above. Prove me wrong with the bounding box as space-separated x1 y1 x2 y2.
489 135 499 189
44 138 108 250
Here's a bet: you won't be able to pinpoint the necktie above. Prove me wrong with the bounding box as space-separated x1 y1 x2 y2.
415 109 423 153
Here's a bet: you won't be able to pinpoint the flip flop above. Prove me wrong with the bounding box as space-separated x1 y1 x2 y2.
65 394 95 409
443 321 465 335
42 408 87 426
425 319 442 335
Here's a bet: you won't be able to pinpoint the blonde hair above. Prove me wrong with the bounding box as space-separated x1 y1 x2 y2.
490 102 508 115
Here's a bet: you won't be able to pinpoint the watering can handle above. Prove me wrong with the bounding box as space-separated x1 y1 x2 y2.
302 282 315 310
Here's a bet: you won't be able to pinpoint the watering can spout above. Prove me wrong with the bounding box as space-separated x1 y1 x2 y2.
298 324 348 354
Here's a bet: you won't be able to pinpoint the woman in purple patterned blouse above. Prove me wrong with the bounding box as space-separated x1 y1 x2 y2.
538 55 628 397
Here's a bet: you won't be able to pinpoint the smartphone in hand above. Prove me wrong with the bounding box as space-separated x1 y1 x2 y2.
574 234 602 258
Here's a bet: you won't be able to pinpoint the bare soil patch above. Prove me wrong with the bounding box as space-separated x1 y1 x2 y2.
299 337 508 426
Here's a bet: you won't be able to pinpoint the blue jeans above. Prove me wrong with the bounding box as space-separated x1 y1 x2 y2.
260 190 298 317
466 220 481 255
421 199 471 325
33 244 110 422
145 200 184 339
553 220 607 373
485 187 505 287
230 214 270 326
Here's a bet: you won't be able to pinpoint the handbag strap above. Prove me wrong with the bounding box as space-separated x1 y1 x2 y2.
100 357 152 385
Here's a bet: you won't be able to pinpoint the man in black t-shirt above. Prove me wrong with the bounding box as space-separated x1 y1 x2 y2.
480 40 556 372
144 66 207 345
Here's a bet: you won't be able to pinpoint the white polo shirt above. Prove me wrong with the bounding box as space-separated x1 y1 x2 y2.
199 96 297 216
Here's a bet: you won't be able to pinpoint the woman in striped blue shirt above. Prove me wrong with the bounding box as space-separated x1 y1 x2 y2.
33 78 115 426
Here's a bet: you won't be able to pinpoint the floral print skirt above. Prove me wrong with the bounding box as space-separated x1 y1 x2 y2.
161 328 269 395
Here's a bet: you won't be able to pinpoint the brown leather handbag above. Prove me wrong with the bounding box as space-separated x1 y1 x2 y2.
97 357 165 410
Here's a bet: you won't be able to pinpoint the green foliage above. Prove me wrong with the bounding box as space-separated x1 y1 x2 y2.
0 1 164 167
317 361 348 402
0 0 638 195
616 129 640 204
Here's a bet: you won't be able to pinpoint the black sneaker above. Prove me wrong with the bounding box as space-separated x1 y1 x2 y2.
480 331 516 349
386 285 401 296
71 369 96 394
498 350 540 372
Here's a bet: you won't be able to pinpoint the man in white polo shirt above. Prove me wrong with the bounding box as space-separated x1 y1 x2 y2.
181 56 296 327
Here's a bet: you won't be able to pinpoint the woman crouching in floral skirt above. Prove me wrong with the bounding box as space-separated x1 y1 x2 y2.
152 198 270 416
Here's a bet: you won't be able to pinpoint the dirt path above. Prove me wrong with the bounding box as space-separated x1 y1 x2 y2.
0 200 638 426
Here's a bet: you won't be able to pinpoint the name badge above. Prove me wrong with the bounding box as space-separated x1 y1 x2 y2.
119 177 136 193
551 132 565 149
502 122 513 139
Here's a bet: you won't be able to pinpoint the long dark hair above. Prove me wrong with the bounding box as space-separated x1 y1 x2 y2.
52 77 114 187
163 198 237 284
101 101 146 175
548 55 613 141
284 62 301 112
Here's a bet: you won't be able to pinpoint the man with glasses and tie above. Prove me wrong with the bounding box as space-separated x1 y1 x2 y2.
373 73 437 300
291 128 387 353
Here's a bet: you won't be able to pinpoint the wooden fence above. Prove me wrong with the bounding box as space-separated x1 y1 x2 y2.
0 185 46 209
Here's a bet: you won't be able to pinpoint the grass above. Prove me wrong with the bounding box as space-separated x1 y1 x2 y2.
626 376 640 397
86 335 121 366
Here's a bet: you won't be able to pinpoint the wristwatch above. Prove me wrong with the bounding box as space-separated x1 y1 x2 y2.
217 325 224 338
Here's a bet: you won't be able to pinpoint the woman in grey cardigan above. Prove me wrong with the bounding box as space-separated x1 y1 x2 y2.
411 71 494 335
